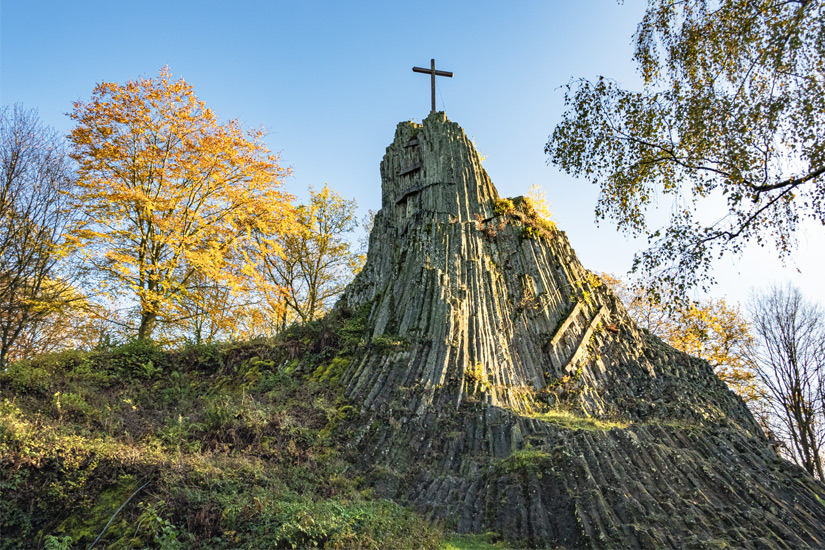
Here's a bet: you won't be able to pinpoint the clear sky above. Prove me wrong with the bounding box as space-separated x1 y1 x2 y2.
2 1 823 308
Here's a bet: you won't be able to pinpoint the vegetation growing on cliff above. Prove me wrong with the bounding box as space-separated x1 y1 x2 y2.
489 188 557 243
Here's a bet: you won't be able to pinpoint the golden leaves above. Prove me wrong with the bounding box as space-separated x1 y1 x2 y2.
525 184 554 222
68 68 298 339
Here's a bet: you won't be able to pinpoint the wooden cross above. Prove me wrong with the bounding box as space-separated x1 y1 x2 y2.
412 59 453 114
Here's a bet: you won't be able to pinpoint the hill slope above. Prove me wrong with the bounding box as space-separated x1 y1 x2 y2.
0 333 446 549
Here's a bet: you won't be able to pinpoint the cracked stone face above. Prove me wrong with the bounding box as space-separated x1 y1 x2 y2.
342 113 750 423
334 113 825 548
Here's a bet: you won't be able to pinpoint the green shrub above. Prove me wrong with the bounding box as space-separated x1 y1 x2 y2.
492 198 514 216
43 535 73 550
494 448 551 474
0 399 28 443
53 391 95 422
270 499 442 549
370 335 409 353
177 341 222 373
520 226 542 240
203 394 238 431
137 501 193 550
1 357 62 395
338 303 371 351
102 339 167 379
159 414 204 453
0 471 34 548
258 367 298 393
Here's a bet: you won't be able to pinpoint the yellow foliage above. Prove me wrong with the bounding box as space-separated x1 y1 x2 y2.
464 361 492 394
492 198 514 216
524 184 553 222
669 299 764 404
7 280 110 359
260 183 362 325
68 67 297 340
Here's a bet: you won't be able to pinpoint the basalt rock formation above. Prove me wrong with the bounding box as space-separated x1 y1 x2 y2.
335 113 825 548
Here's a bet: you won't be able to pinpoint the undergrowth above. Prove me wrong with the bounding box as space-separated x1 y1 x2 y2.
441 533 508 550
490 196 557 242
0 303 444 549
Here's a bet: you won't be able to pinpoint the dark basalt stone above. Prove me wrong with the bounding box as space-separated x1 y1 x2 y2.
335 112 825 548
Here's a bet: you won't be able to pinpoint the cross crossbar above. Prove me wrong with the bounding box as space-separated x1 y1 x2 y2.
412 59 453 114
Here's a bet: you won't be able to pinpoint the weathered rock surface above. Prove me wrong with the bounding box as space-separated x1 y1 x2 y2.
336 113 825 548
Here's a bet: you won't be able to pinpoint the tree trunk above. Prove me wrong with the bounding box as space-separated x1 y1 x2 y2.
137 310 156 341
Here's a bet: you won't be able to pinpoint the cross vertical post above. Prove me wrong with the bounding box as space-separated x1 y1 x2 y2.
429 59 436 116
412 59 453 114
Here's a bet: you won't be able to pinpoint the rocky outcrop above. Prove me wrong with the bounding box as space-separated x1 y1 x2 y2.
336 113 825 548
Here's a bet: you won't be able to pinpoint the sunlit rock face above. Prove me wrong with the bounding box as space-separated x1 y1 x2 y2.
342 113 748 423
337 113 825 548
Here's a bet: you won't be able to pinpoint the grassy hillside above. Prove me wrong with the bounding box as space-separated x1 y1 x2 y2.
0 307 482 549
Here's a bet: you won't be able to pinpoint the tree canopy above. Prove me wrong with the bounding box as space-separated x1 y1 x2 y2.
260 184 362 327
547 0 825 295
0 105 79 367
68 68 296 340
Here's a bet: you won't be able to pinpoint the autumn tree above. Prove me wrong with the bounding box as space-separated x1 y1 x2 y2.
261 184 362 326
601 274 673 338
673 300 764 404
603 273 763 404
524 184 554 222
548 1 825 297
156 269 239 345
159 261 272 345
68 68 296 340
0 105 79 368
749 284 825 480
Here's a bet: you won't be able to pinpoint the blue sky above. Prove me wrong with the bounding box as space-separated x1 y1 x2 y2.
2 1 822 307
